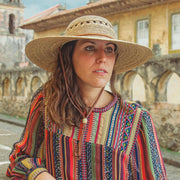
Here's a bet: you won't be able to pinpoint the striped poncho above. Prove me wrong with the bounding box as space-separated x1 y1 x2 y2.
6 87 167 179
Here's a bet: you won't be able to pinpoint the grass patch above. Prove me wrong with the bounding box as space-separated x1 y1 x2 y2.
161 147 180 156
0 113 26 121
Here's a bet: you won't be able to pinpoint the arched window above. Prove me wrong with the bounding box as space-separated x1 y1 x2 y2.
3 78 10 96
0 87 2 99
123 71 136 99
9 14 15 34
167 73 180 104
122 71 146 102
31 77 42 94
132 74 146 102
16 77 24 96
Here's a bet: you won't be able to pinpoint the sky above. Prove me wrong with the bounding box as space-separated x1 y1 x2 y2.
21 0 89 19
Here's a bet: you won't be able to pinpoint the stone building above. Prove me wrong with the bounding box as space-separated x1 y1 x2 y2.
0 0 34 113
0 0 180 151
0 0 32 68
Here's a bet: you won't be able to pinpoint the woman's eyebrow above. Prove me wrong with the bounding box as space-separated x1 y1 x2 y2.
81 40 115 46
82 40 96 44
106 42 116 46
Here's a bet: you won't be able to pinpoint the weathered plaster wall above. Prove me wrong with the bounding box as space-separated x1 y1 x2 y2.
0 67 48 117
107 2 180 55
0 35 25 67
150 103 180 152
33 2 180 56
0 3 26 68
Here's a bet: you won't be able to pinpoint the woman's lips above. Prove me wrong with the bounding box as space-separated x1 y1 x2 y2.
93 69 107 73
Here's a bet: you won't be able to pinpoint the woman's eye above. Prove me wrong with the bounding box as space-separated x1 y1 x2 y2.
85 46 95 51
105 47 114 53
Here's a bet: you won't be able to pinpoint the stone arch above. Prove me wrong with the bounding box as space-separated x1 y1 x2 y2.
156 71 173 102
167 73 180 104
16 77 24 96
0 84 2 100
132 74 146 102
3 78 10 96
31 76 42 94
9 13 15 34
122 71 146 102
122 71 136 99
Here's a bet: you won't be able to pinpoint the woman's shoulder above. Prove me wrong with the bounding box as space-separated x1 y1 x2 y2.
121 100 152 124
30 85 45 104
120 99 152 121
122 100 147 112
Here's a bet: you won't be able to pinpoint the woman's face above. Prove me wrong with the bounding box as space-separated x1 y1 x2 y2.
72 39 116 89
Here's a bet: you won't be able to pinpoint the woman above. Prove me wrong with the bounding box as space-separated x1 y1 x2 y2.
6 15 167 179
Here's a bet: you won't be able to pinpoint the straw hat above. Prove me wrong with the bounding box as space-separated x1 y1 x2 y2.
25 15 153 74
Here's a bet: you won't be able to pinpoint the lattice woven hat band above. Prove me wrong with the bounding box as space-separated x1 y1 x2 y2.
25 15 153 74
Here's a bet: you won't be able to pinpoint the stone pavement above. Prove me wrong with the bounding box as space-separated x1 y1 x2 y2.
0 113 180 179
161 148 180 168
0 114 26 127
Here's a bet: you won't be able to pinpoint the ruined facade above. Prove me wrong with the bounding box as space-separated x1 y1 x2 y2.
0 0 180 151
0 0 32 68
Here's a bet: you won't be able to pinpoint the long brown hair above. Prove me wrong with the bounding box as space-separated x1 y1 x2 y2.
44 40 122 128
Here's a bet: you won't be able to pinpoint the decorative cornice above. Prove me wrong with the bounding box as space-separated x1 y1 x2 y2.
20 0 180 32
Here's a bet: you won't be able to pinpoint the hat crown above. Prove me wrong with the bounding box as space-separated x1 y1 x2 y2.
65 15 117 39
25 15 153 74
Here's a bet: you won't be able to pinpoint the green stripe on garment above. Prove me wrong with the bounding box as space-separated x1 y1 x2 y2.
91 114 99 143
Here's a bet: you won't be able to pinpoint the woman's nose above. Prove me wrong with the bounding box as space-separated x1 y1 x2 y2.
96 50 107 63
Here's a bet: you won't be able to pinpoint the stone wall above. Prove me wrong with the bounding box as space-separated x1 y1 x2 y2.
150 103 180 152
0 66 48 118
0 2 33 69
0 35 25 68
0 96 31 118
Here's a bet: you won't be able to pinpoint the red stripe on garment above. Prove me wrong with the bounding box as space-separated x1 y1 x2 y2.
73 139 78 180
69 137 74 179
77 123 84 140
112 149 116 180
71 126 75 138
124 153 129 180
29 94 43 115
122 152 126 180
137 134 146 180
86 113 94 141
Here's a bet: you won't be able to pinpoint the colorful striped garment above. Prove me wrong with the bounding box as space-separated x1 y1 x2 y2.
6 87 167 179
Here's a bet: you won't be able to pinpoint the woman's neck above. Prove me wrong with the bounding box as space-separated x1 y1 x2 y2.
80 87 114 108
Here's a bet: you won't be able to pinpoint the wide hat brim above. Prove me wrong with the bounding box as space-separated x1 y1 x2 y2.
25 35 153 74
